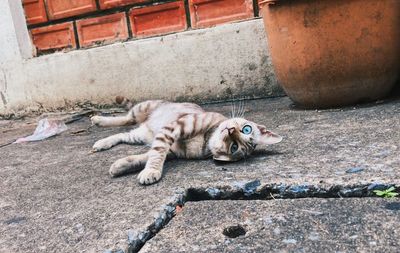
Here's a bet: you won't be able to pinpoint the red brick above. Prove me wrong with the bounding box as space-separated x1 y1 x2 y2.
189 0 254 29
99 0 149 10
46 0 97 20
22 0 48 25
76 13 129 48
30 22 76 51
129 1 187 38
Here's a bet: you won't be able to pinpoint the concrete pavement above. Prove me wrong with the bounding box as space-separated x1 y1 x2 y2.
0 96 399 252
141 198 400 253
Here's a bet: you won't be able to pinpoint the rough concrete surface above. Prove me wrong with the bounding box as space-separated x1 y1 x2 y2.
141 198 400 253
0 97 399 252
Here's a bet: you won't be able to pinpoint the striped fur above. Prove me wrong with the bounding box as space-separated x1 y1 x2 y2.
92 97 282 185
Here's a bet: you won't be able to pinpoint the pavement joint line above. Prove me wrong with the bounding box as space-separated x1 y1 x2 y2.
117 181 399 253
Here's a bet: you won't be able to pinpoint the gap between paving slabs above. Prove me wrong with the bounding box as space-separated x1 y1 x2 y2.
108 180 399 253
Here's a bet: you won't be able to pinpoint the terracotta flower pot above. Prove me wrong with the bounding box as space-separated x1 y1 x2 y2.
259 0 400 108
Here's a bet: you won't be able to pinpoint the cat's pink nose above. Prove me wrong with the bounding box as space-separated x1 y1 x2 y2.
222 127 235 135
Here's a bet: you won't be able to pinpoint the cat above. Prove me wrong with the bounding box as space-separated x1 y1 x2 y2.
91 97 282 185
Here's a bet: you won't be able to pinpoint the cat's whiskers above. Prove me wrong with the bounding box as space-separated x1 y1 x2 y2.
230 97 247 119
234 98 246 118
238 99 244 118
230 100 236 118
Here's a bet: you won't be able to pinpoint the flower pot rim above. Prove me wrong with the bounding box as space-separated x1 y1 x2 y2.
259 0 316 7
259 0 281 6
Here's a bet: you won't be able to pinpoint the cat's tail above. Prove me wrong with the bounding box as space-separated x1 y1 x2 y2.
115 96 134 110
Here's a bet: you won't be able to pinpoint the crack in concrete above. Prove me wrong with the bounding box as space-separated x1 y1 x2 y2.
0 92 7 106
114 181 398 253
0 69 7 107
2 69 7 92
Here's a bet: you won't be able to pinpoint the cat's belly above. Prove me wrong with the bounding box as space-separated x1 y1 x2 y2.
147 103 204 134
170 135 210 159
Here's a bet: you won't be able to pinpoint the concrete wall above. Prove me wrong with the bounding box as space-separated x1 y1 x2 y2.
0 0 282 116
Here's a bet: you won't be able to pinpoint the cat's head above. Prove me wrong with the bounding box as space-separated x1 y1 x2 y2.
208 118 282 161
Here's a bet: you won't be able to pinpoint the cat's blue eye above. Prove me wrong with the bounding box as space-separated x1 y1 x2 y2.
242 125 252 135
230 142 239 153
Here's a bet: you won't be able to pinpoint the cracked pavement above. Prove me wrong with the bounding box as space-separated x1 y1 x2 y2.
0 97 399 252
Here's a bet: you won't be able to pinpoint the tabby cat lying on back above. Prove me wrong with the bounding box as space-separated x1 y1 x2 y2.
91 97 282 185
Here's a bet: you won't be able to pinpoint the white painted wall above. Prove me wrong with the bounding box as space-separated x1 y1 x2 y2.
0 0 281 116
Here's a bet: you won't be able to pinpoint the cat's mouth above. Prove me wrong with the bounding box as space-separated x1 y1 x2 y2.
213 155 242 163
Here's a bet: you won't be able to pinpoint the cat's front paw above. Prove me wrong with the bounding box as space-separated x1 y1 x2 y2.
109 159 129 177
137 168 162 185
92 139 113 152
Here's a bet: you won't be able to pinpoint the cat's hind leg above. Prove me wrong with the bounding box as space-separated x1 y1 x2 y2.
91 113 135 127
92 125 152 152
91 100 164 127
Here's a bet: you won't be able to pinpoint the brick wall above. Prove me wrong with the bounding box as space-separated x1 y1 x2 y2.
22 0 259 55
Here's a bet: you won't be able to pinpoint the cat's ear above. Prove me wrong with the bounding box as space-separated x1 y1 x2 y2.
256 125 283 145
